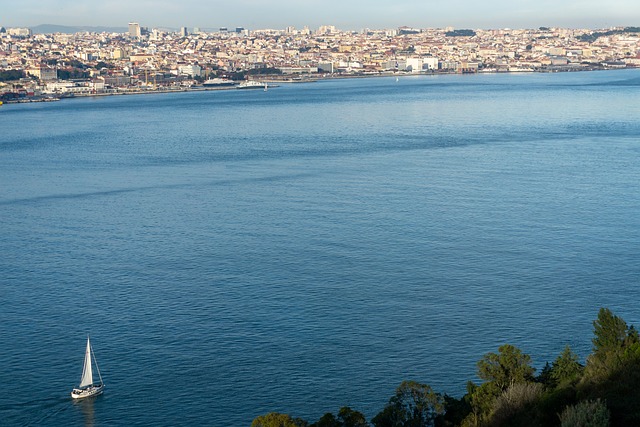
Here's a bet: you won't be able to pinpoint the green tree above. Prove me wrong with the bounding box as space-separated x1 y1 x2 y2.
252 412 308 427
586 308 636 380
313 413 339 427
69 59 86 69
312 407 368 427
551 346 583 386
592 308 627 355
579 309 640 425
372 380 444 427
624 325 639 347
463 381 502 426
337 407 368 427
536 362 554 387
439 393 472 427
461 345 535 426
57 69 90 80
0 69 24 81
477 344 535 391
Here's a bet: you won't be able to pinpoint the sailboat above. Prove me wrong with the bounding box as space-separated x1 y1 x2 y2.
71 336 104 399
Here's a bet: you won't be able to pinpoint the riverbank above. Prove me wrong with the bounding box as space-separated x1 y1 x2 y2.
1 96 61 104
2 66 636 105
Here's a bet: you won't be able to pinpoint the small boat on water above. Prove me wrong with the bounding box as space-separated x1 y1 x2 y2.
71 336 104 399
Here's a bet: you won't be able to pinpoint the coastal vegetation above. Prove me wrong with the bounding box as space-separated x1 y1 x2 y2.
252 308 640 427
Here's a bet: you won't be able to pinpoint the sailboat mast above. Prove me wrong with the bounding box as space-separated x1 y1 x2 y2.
91 342 104 385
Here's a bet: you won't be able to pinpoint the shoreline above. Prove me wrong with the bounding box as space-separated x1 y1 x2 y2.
2 66 636 105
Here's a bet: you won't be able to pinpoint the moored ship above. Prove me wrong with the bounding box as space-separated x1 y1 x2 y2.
203 78 237 87
236 80 268 90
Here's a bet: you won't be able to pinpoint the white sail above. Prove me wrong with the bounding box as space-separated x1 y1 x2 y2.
79 337 94 388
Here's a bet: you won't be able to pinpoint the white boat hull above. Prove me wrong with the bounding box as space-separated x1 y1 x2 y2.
71 384 104 399
236 81 266 89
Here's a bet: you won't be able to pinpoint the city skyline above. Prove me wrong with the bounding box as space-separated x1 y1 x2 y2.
4 0 640 31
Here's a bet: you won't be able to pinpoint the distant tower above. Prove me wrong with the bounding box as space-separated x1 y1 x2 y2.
129 22 141 38
180 27 188 37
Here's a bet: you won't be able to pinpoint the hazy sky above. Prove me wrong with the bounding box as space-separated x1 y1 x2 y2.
4 0 640 30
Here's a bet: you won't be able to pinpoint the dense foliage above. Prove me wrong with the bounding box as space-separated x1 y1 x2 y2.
445 30 476 37
57 69 90 80
248 67 284 75
253 308 640 426
0 69 24 81
577 27 640 42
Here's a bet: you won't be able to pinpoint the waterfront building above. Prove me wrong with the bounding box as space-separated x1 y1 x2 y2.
177 64 201 77
318 62 335 73
26 65 57 81
423 57 439 70
405 57 424 73
278 66 319 74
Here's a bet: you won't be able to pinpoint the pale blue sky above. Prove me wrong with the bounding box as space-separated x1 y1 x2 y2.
3 0 639 30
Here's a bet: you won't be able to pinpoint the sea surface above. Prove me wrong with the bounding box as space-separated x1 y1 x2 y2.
1 70 640 426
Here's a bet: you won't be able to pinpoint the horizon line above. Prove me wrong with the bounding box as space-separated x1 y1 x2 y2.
5 22 638 32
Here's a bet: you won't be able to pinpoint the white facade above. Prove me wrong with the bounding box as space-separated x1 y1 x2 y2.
7 28 32 37
405 57 423 73
423 57 438 70
178 64 202 77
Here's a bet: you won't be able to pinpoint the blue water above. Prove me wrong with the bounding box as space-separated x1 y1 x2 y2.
1 70 640 426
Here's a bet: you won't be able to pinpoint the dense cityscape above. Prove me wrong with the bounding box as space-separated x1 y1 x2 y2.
1 23 639 102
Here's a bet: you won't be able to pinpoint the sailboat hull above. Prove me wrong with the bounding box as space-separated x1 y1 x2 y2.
71 384 104 399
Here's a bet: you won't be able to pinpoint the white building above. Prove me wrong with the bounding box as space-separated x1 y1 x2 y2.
7 28 32 37
405 57 424 73
423 57 438 70
177 64 202 77
317 25 337 35
45 81 85 94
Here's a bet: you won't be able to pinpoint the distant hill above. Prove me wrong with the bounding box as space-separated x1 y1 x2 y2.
32 24 128 34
